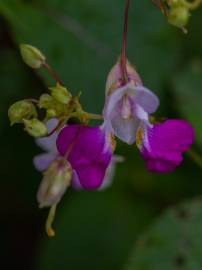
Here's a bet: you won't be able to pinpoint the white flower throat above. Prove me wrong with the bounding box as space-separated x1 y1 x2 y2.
121 94 132 119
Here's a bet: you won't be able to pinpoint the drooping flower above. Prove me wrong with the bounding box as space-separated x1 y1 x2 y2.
136 119 194 173
103 62 159 144
56 124 114 190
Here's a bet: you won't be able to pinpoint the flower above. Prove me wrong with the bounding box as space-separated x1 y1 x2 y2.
33 118 59 172
103 62 159 144
56 124 114 190
34 120 121 191
136 119 194 173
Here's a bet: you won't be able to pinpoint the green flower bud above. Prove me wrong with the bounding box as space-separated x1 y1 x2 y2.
46 109 58 119
37 158 72 208
168 6 190 28
8 100 37 125
49 83 72 104
39 94 54 109
20 44 46 69
23 118 48 137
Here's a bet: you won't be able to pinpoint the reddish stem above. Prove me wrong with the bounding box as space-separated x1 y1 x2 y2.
42 62 64 85
121 0 130 84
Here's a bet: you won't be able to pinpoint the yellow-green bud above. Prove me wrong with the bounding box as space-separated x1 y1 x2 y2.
37 158 72 208
8 100 37 125
168 6 190 28
49 83 72 104
39 94 54 109
20 44 46 69
23 118 48 137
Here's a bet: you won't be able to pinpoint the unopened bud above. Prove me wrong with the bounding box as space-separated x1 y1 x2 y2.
106 60 143 95
20 44 46 69
168 6 190 28
8 100 37 125
49 83 72 104
23 118 48 137
37 158 72 208
39 94 54 109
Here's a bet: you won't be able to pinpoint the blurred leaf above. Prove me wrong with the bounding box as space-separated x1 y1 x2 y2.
126 198 202 270
173 61 202 148
0 0 181 113
37 190 156 270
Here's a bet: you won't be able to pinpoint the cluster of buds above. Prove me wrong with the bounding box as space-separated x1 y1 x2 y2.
151 0 202 32
8 45 102 139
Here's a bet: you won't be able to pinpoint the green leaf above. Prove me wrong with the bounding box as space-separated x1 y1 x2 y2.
37 190 155 270
173 61 202 148
0 0 181 113
126 198 202 270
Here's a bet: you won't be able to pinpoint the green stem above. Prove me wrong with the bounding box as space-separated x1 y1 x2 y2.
46 204 57 237
187 149 202 169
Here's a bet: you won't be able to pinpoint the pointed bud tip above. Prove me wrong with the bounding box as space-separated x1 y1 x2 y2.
49 84 72 104
20 44 46 69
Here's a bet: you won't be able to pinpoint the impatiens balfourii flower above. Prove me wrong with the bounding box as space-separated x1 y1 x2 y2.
103 62 159 144
56 124 114 190
34 119 120 191
136 119 194 173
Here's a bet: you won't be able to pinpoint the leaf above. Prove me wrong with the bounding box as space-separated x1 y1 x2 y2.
37 190 156 270
0 0 181 113
173 61 202 148
126 198 202 270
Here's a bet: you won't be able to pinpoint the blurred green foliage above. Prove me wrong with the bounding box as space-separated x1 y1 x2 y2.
126 198 202 270
0 0 202 270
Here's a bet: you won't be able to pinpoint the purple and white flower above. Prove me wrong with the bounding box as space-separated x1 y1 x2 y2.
136 119 194 173
103 62 159 145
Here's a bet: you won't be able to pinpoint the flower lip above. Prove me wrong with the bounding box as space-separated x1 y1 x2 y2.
139 119 194 173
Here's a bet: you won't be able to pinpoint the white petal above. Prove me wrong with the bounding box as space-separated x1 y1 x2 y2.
35 119 59 152
99 155 124 190
111 112 140 144
133 86 159 113
33 153 57 172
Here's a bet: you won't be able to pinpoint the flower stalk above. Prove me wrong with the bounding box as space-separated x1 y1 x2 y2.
120 0 130 84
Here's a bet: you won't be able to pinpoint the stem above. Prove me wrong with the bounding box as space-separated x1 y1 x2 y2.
181 0 202 10
151 0 168 16
42 62 63 85
121 0 130 84
46 204 57 237
187 149 202 169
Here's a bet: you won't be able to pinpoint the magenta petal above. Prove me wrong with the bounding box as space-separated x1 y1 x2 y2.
141 120 194 173
56 125 112 190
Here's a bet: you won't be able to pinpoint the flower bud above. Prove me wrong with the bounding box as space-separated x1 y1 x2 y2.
168 6 190 28
106 60 143 95
37 158 72 208
23 119 48 137
20 44 46 69
8 100 37 125
39 94 54 109
49 83 72 105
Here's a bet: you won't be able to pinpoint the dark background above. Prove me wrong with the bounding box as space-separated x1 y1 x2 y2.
1 0 202 269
